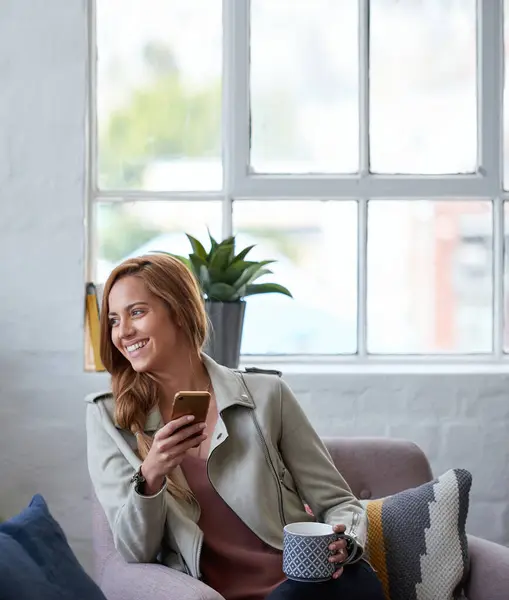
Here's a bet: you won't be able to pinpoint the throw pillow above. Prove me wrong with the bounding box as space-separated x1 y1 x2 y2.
362 468 471 600
0 494 107 600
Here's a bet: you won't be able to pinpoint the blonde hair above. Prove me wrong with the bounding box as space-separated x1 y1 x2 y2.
100 253 207 501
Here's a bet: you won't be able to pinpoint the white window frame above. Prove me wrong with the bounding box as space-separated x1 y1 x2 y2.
86 0 509 368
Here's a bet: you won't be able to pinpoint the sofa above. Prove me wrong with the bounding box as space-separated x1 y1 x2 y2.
91 437 509 600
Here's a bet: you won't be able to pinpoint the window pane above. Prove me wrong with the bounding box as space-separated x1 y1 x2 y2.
233 201 357 354
504 0 509 188
95 201 222 283
370 0 477 174
96 0 222 191
250 1 359 174
504 203 509 349
368 201 493 353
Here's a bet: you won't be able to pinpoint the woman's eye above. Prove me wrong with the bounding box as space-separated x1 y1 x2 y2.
109 318 119 327
132 309 144 317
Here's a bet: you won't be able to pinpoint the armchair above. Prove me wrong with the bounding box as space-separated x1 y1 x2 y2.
91 437 509 600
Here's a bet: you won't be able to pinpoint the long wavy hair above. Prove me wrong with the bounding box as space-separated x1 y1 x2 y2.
100 253 208 501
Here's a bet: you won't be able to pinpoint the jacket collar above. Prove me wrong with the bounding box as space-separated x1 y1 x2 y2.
143 353 253 433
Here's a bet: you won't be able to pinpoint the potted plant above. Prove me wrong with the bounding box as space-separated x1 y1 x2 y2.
158 232 292 368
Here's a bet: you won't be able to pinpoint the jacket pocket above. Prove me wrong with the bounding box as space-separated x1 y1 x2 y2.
278 464 298 495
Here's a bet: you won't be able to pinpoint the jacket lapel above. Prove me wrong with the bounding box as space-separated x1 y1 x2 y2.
201 354 254 456
141 354 254 450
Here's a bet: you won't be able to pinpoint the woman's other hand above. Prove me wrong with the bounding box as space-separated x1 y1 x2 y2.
141 416 207 494
328 523 348 579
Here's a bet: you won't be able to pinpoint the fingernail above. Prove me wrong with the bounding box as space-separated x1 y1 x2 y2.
329 544 335 550
187 416 194 421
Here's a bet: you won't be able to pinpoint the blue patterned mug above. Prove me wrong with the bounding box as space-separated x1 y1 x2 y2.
283 522 342 582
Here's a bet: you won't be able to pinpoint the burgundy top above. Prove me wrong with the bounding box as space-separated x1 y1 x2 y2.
181 455 286 600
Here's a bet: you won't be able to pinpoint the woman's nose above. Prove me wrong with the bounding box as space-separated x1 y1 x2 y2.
118 319 135 339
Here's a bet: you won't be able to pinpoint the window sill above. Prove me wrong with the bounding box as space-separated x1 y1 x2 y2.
238 355 509 375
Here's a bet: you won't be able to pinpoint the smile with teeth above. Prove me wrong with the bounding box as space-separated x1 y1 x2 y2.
126 340 149 353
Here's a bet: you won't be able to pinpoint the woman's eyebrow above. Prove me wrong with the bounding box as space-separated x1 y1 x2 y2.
108 301 149 317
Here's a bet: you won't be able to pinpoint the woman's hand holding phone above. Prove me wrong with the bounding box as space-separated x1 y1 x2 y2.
141 416 207 494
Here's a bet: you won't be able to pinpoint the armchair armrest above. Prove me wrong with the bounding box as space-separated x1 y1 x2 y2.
465 535 509 600
99 554 225 600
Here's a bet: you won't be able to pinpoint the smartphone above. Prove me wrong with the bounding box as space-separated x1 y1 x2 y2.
170 391 211 427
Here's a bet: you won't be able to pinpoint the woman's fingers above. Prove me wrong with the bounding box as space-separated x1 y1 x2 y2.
329 525 349 571
329 549 348 563
156 422 205 451
169 422 206 446
329 539 347 552
159 430 207 462
155 415 195 440
329 535 348 565
332 567 344 579
162 434 207 469
172 433 208 457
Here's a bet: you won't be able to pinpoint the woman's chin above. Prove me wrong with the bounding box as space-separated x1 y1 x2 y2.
128 355 152 373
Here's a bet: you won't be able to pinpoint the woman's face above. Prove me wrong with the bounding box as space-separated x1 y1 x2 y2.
108 275 181 373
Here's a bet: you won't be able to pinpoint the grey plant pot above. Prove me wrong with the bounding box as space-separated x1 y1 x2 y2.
204 300 246 369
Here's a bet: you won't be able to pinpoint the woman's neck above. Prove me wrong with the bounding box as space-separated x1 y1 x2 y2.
153 351 210 408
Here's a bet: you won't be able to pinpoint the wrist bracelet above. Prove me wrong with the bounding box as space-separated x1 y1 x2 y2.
130 466 146 491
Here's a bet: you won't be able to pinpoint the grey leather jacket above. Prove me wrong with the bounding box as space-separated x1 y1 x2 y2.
85 354 367 579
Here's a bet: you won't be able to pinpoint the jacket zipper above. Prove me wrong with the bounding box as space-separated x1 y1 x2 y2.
178 496 202 578
183 479 203 579
194 531 204 579
249 412 286 527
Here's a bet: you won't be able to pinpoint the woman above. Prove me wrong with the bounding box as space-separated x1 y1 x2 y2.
86 254 383 600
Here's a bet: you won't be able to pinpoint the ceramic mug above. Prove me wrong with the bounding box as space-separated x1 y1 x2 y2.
282 522 349 583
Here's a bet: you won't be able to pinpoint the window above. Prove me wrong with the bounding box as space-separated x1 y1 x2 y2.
89 0 509 360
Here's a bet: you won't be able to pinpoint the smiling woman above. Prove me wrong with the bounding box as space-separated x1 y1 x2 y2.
86 251 382 600
99 253 209 501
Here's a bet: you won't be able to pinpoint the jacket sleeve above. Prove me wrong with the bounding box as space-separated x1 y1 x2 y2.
277 379 367 564
86 400 167 563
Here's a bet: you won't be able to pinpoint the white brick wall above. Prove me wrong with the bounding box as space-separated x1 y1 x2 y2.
0 0 507 579
285 373 509 548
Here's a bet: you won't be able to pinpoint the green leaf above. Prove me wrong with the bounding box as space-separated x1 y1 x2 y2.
247 268 273 284
232 260 275 291
207 228 218 256
233 244 256 262
220 235 236 247
222 260 254 285
189 253 207 279
198 264 210 289
207 282 239 301
244 283 293 298
209 243 234 275
217 237 236 265
186 234 208 261
233 269 272 295
196 265 210 287
232 263 263 290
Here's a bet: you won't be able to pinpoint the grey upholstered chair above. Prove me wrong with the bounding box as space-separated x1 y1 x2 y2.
91 437 509 600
